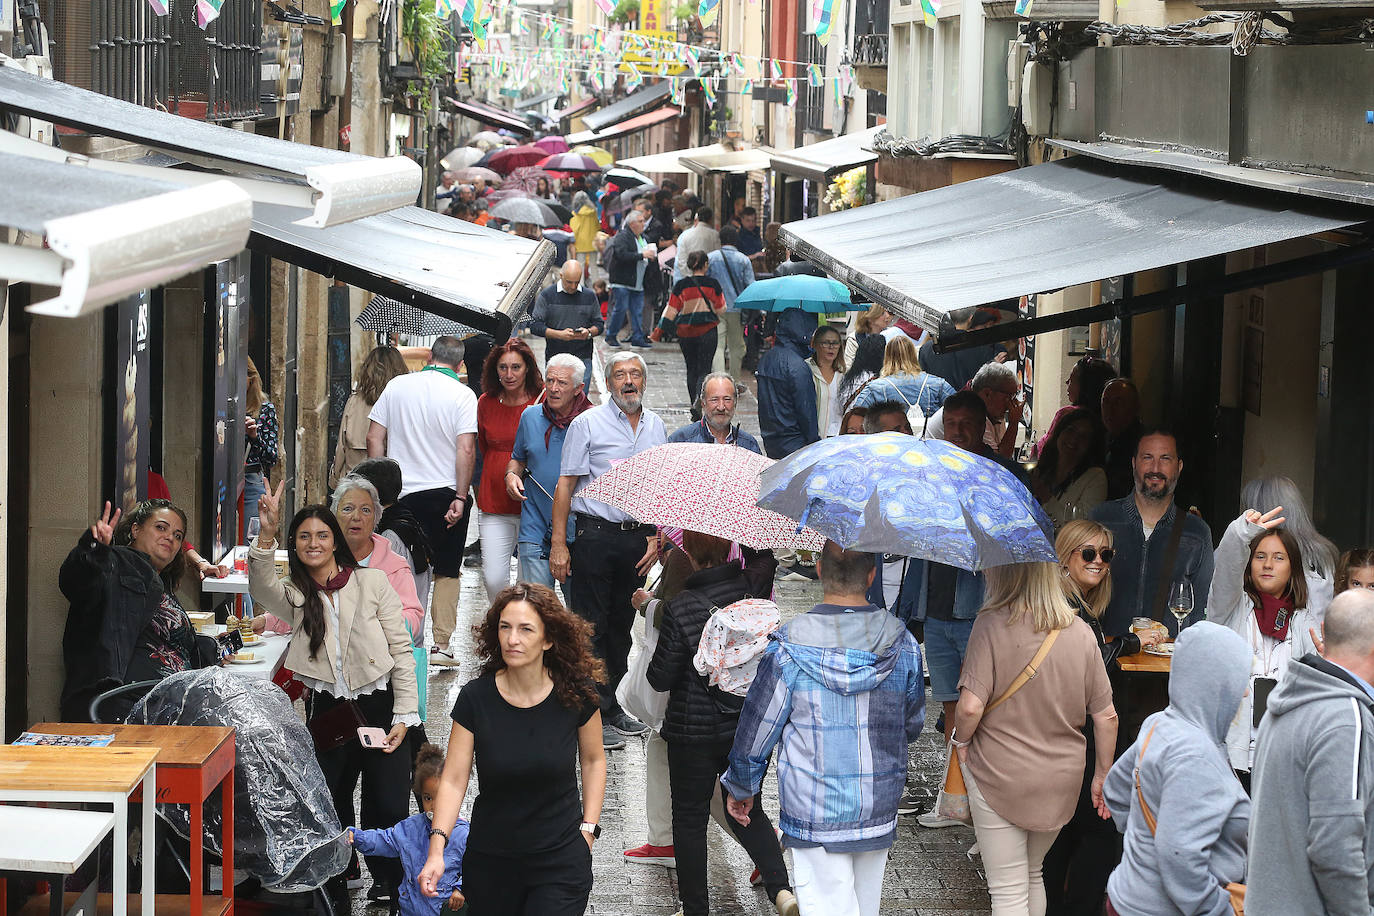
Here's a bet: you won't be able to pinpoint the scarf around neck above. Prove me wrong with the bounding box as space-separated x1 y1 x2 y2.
543 392 594 448
319 565 353 592
1255 591 1295 641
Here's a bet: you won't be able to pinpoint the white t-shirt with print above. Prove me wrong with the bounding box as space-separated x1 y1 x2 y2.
368 369 477 497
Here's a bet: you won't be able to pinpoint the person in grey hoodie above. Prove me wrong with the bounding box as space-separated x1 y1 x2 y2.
1248 587 1374 916
1104 621 1251 916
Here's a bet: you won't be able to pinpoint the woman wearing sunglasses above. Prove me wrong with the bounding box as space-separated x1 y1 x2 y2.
1042 520 1162 916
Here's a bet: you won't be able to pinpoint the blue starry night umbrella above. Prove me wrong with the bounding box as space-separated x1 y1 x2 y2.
756 432 1055 571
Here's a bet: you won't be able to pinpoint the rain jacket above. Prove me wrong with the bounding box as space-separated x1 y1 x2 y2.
1105 622 1252 916
723 603 925 849
351 814 468 916
756 308 820 459
867 556 983 623
570 204 598 254
1248 653 1374 916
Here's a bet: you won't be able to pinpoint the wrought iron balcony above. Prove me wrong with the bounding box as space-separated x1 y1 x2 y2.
854 32 889 67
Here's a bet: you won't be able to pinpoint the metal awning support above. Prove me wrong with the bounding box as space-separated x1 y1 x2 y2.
0 151 252 318
0 60 420 227
936 237 1374 352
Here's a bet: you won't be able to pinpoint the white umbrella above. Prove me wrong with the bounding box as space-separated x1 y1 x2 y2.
440 147 485 169
489 197 562 227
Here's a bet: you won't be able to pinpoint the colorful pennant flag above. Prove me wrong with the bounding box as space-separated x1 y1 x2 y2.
685 46 701 74
145 0 169 15
920 0 939 27
701 78 717 107
1014 0 1034 14
814 0 836 45
785 81 796 106
195 0 225 27
540 14 555 38
730 52 745 73
769 59 783 81
435 0 456 15
594 0 615 14
670 79 685 106
698 0 721 27
741 79 754 95
807 63 822 87
512 12 526 34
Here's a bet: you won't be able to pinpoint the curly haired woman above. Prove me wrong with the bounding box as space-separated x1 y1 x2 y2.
419 584 607 915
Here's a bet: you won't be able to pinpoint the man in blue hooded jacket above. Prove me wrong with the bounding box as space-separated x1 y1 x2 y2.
756 307 820 459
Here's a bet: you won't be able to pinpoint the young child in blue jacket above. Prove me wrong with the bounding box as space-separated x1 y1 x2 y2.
349 744 469 915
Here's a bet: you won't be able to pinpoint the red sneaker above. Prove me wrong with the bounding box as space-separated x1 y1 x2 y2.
622 843 676 866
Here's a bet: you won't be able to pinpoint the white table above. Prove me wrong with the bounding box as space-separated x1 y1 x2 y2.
0 746 157 916
201 546 289 596
211 625 292 680
0 806 115 916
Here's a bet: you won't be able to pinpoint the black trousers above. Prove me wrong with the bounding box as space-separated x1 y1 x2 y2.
667 737 790 915
312 688 411 890
462 835 592 916
569 517 649 714
399 486 472 579
679 327 718 405
1042 766 1121 916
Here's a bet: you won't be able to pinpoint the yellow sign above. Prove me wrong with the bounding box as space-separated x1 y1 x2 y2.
618 0 685 74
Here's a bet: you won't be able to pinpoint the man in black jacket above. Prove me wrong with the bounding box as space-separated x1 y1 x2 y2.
604 210 656 349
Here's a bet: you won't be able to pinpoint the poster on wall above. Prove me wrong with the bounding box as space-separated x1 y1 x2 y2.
113 290 151 511
1098 276 1125 371
1017 294 1036 433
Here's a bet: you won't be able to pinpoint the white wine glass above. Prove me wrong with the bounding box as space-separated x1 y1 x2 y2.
1169 580 1194 634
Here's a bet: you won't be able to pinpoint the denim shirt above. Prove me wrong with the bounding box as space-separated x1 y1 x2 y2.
868 554 983 622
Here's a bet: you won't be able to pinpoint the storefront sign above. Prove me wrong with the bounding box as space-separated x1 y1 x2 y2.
112 290 152 511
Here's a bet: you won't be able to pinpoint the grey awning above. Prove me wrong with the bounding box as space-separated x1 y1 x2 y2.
0 150 252 317
515 90 560 110
769 126 881 182
449 98 535 135
780 156 1368 334
0 62 419 227
248 205 557 338
680 147 775 176
579 81 671 134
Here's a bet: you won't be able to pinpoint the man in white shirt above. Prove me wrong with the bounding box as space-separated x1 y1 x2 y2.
366 335 477 662
674 206 721 282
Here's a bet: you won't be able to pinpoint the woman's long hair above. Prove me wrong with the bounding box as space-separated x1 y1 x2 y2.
286 506 359 659
880 335 922 377
357 346 410 405
811 326 847 374
855 304 889 336
1055 520 1114 619
481 338 544 401
839 333 886 406
1033 408 1106 497
1242 527 1309 611
1071 356 1118 416
474 584 605 709
1240 476 1338 579
113 499 190 592
246 356 266 415
980 561 1076 633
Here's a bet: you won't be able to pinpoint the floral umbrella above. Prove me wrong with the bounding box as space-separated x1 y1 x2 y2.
503 166 557 194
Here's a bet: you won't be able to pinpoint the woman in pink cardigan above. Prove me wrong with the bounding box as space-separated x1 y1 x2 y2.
254 474 423 641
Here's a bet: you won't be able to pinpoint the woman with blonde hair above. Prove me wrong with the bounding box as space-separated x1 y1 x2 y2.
848 335 956 430
844 303 892 365
332 346 410 487
1042 521 1161 916
953 561 1118 916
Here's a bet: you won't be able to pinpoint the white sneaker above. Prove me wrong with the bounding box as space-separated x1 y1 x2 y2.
917 810 963 829
774 889 800 916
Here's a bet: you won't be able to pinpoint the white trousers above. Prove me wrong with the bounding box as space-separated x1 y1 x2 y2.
644 730 733 847
790 845 889 916
478 512 520 604
965 767 1061 916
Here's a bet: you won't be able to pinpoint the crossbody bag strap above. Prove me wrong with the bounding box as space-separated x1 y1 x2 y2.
1149 509 1189 623
1134 723 1160 835
984 628 1061 715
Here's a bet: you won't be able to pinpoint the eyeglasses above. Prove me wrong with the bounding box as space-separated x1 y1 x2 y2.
1078 547 1114 564
815 339 842 348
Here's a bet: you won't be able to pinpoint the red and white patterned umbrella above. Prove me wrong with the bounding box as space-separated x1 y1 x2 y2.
577 443 827 551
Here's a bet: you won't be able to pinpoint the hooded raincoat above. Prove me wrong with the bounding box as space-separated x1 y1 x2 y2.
722 603 924 849
756 309 820 459
1104 621 1252 916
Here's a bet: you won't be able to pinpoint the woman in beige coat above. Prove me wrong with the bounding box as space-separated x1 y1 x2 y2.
249 479 419 902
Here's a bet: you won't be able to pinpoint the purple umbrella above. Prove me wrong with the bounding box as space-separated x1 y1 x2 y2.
534 136 570 155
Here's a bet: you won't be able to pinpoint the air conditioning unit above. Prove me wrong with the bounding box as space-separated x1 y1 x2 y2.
1021 58 1052 135
1006 40 1029 108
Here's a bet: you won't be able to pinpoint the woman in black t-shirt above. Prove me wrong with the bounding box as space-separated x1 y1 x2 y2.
419 584 607 915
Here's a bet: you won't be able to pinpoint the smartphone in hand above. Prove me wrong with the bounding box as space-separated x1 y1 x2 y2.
358 726 389 749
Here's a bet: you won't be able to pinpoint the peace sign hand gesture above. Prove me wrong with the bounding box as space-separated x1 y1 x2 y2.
1243 506 1286 531
91 501 122 546
258 478 286 545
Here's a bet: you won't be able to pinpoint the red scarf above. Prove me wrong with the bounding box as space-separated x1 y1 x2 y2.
320 566 353 592
543 392 594 448
1254 592 1295 641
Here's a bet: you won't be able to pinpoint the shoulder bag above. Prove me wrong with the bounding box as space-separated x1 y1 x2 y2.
1133 724 1246 914
935 628 1061 825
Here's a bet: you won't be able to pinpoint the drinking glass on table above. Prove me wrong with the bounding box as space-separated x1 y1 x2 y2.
246 517 261 543
1168 580 1195 634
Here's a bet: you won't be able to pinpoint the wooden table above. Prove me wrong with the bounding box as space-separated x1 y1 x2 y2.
28 724 235 916
0 746 157 916
1118 647 1173 674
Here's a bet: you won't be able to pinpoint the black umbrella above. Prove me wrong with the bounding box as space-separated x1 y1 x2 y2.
355 295 479 338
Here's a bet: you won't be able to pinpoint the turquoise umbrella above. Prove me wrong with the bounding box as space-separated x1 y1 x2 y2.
733 275 861 312
756 432 1055 571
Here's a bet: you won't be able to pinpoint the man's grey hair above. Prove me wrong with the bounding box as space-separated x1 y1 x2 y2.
624 209 646 227
546 353 586 382
698 371 739 403
331 474 382 516
1322 589 1374 658
818 541 875 594
606 350 648 379
430 335 466 367
863 400 910 435
971 360 1017 393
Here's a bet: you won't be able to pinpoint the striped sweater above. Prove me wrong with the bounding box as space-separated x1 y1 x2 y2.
660 275 726 338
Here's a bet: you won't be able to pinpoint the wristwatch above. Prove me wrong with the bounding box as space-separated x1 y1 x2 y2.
579 822 601 839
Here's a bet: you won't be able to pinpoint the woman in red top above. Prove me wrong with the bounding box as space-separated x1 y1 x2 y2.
476 339 544 601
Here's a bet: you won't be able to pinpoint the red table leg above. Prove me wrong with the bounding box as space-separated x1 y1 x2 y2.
190 793 204 913
223 770 235 913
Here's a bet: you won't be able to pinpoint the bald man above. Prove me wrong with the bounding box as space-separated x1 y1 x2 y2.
1250 588 1374 915
531 259 603 387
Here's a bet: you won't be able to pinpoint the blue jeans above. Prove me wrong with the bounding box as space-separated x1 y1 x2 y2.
924 617 975 703
581 357 594 390
517 541 555 589
243 469 266 526
607 286 648 345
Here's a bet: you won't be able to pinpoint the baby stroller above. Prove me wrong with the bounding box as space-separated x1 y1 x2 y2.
105 669 351 913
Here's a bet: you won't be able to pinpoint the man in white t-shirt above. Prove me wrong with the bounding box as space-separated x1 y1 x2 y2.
366 335 477 661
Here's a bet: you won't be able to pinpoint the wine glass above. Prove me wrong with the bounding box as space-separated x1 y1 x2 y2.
1169 580 1195 635
246 516 261 544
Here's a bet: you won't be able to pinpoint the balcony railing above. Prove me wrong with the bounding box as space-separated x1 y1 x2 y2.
854 32 889 66
40 0 260 120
